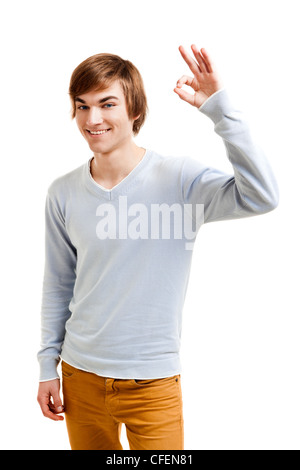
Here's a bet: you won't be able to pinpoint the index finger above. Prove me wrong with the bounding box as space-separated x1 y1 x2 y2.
38 395 64 421
41 401 64 421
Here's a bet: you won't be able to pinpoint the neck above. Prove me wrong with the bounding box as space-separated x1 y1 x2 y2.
91 141 146 189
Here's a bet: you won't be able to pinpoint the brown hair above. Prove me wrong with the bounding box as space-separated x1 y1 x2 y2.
69 53 148 135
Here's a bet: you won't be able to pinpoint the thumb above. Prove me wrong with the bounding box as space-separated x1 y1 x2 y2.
174 86 195 107
50 383 64 413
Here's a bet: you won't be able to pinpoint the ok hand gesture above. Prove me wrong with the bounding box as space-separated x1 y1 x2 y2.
174 45 223 108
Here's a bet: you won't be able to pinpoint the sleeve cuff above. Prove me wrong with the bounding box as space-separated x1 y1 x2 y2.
38 357 60 382
198 88 234 124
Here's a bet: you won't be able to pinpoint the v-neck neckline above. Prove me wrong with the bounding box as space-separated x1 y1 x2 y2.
85 149 151 200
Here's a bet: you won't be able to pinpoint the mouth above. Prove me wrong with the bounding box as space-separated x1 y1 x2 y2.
86 128 111 136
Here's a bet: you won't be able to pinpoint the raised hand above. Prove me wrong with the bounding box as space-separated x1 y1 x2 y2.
174 45 223 108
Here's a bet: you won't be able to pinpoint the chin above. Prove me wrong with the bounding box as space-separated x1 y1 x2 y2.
89 144 115 155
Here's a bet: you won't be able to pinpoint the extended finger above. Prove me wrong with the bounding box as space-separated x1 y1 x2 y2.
178 45 201 78
200 47 214 73
191 44 209 73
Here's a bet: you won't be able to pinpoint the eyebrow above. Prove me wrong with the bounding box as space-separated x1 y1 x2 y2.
74 95 119 104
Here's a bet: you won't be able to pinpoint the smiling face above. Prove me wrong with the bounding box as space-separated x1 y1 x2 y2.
75 81 138 157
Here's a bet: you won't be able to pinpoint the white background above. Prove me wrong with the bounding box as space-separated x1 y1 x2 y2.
0 0 299 450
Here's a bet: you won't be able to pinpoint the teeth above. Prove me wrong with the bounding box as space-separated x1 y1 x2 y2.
89 129 110 135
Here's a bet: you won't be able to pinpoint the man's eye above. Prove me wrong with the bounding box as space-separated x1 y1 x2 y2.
77 105 88 110
104 103 115 108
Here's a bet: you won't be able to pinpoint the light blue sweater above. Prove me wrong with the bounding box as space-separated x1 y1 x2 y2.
38 90 279 381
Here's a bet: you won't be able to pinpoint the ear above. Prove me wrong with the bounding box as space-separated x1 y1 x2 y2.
133 114 140 121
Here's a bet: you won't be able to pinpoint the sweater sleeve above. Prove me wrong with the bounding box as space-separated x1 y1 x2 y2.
37 190 77 381
181 89 279 223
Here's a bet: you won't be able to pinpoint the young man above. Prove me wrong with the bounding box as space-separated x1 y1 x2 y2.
37 45 279 450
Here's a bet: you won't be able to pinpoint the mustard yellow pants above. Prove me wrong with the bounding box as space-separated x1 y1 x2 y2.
62 361 184 450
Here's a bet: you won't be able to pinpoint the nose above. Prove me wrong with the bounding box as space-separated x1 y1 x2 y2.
86 107 104 126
